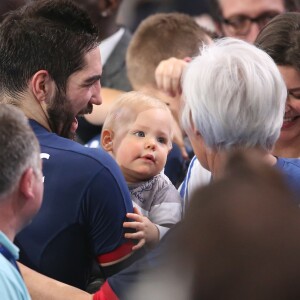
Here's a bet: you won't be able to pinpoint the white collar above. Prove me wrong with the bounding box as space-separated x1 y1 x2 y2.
99 27 125 66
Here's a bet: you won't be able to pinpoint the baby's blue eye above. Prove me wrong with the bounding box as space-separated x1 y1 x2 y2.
134 131 145 137
157 137 167 144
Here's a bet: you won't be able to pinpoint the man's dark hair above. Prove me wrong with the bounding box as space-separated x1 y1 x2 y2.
0 0 101 101
0 0 29 23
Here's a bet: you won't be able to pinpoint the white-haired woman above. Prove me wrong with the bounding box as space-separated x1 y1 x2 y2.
157 37 300 210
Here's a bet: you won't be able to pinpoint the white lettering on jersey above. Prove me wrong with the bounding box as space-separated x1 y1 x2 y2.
40 153 50 182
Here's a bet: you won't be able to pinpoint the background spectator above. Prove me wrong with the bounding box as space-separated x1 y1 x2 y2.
0 104 43 300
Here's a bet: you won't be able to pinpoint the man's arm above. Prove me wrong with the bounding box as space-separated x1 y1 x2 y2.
86 164 145 277
96 240 139 278
20 228 174 300
19 263 93 300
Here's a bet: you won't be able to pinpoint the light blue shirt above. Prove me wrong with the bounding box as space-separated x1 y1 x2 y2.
0 231 31 300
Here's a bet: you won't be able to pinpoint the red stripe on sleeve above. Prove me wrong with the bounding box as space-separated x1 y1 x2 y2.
93 281 119 300
97 241 134 265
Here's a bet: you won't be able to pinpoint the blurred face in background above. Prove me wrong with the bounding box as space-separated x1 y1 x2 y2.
277 65 300 147
218 0 285 43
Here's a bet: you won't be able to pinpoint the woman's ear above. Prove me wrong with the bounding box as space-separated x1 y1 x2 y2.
189 110 201 137
101 129 114 151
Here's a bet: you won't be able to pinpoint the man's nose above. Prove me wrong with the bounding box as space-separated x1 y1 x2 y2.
245 22 260 44
91 80 102 105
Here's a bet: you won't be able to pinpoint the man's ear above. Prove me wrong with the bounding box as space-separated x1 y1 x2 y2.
101 129 114 151
30 70 55 104
101 0 120 17
19 168 35 200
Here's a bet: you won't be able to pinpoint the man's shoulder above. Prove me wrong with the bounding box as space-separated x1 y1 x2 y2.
33 125 110 162
41 134 106 159
102 29 132 91
30 121 122 175
113 28 132 53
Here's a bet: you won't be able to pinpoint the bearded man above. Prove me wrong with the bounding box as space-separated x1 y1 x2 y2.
0 0 139 291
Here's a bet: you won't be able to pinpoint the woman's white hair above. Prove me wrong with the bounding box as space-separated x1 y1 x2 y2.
181 37 287 151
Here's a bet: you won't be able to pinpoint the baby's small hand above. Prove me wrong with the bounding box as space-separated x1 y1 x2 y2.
123 207 159 250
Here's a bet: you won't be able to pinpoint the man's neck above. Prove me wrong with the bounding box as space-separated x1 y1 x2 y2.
20 93 52 132
210 148 277 180
0 198 19 242
95 18 120 40
2 91 52 132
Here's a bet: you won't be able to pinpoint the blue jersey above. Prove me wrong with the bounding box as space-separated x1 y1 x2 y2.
276 157 300 199
15 120 134 290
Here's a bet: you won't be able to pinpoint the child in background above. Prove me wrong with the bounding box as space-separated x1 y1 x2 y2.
101 91 182 250
126 13 213 159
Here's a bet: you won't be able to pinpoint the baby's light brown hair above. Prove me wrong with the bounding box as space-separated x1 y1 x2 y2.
101 91 174 147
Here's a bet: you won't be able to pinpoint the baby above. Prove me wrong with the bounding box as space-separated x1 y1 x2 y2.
101 91 182 249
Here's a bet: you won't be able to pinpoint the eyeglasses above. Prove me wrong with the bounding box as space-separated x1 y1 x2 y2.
222 12 280 36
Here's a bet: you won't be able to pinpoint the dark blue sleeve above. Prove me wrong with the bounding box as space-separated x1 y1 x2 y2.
165 142 186 187
82 167 133 256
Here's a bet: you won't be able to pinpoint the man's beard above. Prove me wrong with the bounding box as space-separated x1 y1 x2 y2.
47 89 93 140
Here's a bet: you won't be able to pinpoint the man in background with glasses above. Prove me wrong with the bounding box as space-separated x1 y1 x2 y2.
209 0 291 43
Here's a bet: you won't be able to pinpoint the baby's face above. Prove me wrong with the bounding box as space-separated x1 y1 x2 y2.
113 108 172 183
